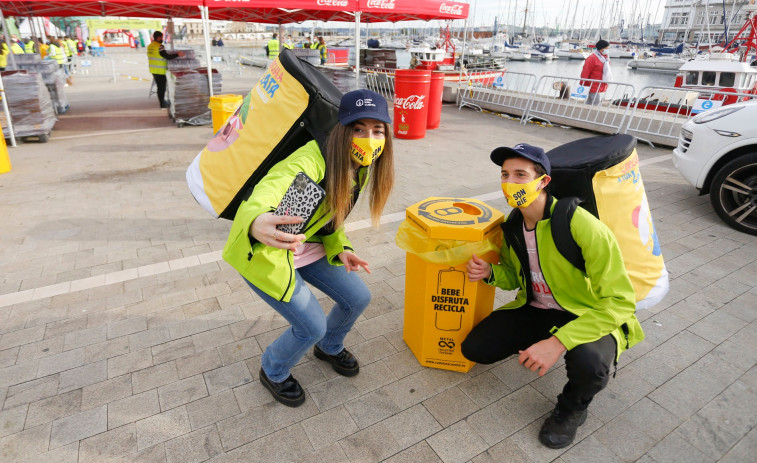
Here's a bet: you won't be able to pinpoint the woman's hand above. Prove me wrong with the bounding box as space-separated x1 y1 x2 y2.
466 254 491 282
338 251 371 273
250 213 306 251
518 336 567 377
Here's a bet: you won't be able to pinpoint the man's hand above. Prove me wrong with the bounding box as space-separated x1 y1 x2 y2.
518 336 567 376
338 251 371 273
466 254 491 282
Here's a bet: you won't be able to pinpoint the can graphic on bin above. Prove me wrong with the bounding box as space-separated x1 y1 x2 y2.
393 70 431 140
396 197 504 373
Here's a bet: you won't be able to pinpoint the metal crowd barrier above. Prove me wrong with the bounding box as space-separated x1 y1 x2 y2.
458 70 537 116
363 68 396 102
71 56 117 82
621 86 757 147
521 75 635 134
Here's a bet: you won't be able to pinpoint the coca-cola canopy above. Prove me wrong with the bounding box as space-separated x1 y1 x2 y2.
1 0 469 24
0 0 202 19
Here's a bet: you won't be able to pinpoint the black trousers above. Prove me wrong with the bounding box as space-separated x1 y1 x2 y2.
461 304 616 411
153 74 167 107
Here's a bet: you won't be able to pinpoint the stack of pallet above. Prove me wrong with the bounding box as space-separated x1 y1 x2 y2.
0 70 57 142
167 67 222 126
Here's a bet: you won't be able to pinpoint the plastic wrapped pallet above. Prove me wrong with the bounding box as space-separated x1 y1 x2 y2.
167 67 222 125
7 54 69 114
167 57 201 71
0 70 56 140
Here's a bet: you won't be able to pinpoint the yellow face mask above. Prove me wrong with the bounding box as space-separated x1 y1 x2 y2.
502 175 546 208
350 137 385 166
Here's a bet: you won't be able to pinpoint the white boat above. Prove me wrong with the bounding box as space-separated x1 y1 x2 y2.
492 47 532 61
555 47 589 60
627 56 686 71
607 46 637 59
531 43 555 60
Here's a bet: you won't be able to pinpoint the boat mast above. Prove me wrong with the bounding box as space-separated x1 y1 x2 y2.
522 0 529 35
569 0 579 41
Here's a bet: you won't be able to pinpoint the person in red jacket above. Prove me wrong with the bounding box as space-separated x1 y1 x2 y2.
580 39 612 105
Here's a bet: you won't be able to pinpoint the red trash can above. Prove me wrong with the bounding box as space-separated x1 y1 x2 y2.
426 71 445 130
394 69 431 139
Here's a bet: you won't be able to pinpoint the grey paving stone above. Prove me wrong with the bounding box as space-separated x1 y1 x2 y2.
168 318 209 340
426 420 490 463
135 406 192 450
202 361 252 395
114 442 167 463
4 375 59 410
108 348 153 378
191 326 235 353
78 423 137 463
164 425 223 463
619 397 681 441
108 389 161 429
108 316 148 339
216 337 262 366
423 386 479 428
344 387 402 430
81 374 132 411
646 431 712 463
719 426 757 463
186 389 240 430
458 370 512 408
62 325 107 351
84 336 131 363
384 441 443 463
295 442 350 463
0 347 15 369
386 404 443 448
129 327 171 352
232 380 275 411
158 374 209 411
338 421 401 462
0 422 52 461
202 306 246 331
301 405 359 451
50 404 107 449
0 360 39 389
215 423 314 462
592 415 657 461
175 348 222 380
688 310 748 345
17 336 64 363
560 435 624 463
151 337 196 366
0 325 46 350
132 362 179 394
37 348 85 377
0 404 27 438
25 389 82 429
58 359 107 393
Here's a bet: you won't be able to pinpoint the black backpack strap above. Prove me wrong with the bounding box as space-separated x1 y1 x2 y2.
552 197 586 273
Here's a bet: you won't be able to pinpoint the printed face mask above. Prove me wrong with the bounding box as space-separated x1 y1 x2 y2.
350 137 385 166
502 175 546 208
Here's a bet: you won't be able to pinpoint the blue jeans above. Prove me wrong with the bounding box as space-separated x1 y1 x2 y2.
245 257 371 383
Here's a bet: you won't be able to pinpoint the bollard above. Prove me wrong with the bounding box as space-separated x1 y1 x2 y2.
396 197 504 372
393 69 431 139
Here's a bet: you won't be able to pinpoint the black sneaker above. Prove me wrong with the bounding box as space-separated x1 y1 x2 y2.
259 368 305 407
538 405 588 449
313 345 359 377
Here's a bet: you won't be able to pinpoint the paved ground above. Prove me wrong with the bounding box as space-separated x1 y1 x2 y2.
0 53 755 462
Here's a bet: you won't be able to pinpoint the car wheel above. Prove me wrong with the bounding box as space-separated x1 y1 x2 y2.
709 153 757 236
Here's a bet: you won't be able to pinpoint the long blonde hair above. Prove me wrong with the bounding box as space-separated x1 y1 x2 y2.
323 121 394 229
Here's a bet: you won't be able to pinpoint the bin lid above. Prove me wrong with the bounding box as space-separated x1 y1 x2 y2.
405 197 504 241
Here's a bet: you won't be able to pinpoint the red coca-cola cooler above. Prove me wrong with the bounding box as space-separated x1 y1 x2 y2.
427 71 445 130
393 69 431 140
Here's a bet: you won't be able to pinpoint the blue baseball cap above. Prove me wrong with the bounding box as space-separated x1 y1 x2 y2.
490 143 551 175
338 89 391 126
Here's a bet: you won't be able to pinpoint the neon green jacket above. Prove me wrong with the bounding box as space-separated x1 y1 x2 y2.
488 196 644 360
223 140 368 302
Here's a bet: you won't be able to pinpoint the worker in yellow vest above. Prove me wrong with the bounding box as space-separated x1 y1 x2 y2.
309 37 318 50
24 38 35 54
37 38 48 59
0 41 9 71
46 40 65 68
10 35 25 54
65 37 77 56
316 36 327 65
283 35 294 50
147 31 184 109
266 33 279 59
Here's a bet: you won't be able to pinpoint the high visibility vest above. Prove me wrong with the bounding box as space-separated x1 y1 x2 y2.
11 42 25 54
283 42 293 49
24 41 35 53
267 39 279 59
66 39 77 54
317 43 327 62
147 41 167 75
310 42 318 49
0 44 8 67
62 41 72 56
48 44 64 64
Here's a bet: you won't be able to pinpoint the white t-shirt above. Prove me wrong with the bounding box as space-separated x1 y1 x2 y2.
523 224 564 311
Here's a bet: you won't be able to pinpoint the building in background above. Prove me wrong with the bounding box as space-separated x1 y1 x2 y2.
659 0 750 44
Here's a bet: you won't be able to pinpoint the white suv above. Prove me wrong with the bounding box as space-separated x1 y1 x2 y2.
673 100 757 236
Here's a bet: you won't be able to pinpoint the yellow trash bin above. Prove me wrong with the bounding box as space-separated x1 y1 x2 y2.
396 197 504 373
208 94 243 134
0 121 10 175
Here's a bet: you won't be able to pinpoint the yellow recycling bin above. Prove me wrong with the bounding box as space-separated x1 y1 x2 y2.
396 197 504 373
208 94 244 134
0 121 10 175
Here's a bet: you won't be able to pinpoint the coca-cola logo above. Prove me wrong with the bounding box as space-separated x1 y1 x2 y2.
395 95 425 110
366 0 396 9
317 0 349 6
439 3 464 15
